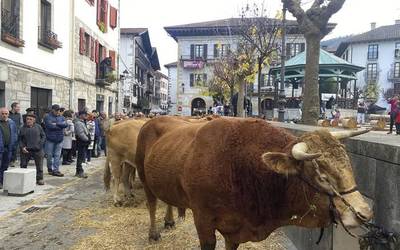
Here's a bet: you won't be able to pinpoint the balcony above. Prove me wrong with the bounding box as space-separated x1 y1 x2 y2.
1 8 24 47
363 70 379 83
96 57 114 86
388 68 400 82
38 26 62 50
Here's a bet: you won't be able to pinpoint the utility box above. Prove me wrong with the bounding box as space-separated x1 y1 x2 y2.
3 168 36 195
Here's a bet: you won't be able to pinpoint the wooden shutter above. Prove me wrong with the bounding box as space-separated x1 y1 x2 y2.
214 44 218 58
109 50 116 69
110 6 117 29
95 40 99 63
103 0 108 32
300 43 305 52
203 44 208 59
190 45 194 60
96 0 101 25
90 37 95 61
190 74 194 87
79 28 85 55
102 47 107 61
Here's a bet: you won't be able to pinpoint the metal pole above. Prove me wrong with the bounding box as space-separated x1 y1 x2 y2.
278 4 287 122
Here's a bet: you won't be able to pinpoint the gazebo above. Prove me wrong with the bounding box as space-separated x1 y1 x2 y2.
270 49 364 109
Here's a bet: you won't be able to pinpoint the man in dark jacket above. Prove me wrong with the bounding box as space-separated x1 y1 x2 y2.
19 114 46 185
9 102 22 167
74 111 89 178
0 108 18 189
44 104 67 177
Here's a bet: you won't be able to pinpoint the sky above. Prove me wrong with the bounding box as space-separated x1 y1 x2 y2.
120 0 400 74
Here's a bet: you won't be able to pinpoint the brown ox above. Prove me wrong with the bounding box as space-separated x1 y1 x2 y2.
135 117 373 250
104 118 148 206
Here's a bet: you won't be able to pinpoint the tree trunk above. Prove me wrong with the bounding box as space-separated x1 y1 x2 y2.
257 59 263 117
302 35 321 125
230 85 234 116
237 81 246 118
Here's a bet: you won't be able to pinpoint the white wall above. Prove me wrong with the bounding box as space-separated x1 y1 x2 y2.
167 66 177 114
348 40 400 91
0 0 71 77
74 0 119 51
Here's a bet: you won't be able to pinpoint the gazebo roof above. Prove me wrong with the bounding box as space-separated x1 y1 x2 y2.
270 49 364 81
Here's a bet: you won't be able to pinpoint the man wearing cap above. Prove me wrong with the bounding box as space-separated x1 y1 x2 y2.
23 107 36 125
44 104 68 177
74 111 89 178
0 107 18 189
19 114 46 185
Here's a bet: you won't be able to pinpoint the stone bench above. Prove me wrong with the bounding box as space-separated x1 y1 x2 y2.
3 168 36 195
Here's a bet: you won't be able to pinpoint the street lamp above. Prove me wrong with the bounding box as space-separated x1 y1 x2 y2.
278 3 287 122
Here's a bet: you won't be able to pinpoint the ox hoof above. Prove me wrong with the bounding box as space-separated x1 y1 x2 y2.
164 220 175 229
149 231 161 241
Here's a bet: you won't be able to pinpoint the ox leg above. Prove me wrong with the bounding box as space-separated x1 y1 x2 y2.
145 187 161 241
193 212 216 250
224 238 239 250
110 159 124 207
164 205 175 229
177 207 186 222
122 163 135 199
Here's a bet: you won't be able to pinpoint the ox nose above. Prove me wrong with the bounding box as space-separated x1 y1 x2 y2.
340 192 373 229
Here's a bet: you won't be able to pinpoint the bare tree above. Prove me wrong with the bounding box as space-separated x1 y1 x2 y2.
239 3 281 116
282 0 346 125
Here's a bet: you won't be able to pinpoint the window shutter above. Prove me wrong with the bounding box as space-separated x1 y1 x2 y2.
96 0 101 25
110 6 117 29
203 74 207 86
203 44 208 59
104 0 108 32
79 28 85 55
190 74 194 87
90 37 95 61
102 47 107 61
95 40 99 63
300 43 305 52
190 45 194 60
109 50 116 69
213 44 218 58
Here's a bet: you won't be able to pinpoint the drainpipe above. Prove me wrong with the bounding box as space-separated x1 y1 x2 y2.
117 0 122 112
69 0 75 110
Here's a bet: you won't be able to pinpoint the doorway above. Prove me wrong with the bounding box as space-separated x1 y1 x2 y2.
31 87 52 120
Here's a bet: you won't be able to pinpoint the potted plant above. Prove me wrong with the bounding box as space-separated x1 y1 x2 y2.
98 21 106 33
105 71 117 83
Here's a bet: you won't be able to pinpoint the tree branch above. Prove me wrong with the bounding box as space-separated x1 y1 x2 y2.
321 0 346 20
282 0 305 21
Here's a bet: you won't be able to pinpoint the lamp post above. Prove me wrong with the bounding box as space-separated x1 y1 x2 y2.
278 3 287 122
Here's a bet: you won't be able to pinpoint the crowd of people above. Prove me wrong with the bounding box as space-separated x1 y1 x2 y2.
0 102 114 188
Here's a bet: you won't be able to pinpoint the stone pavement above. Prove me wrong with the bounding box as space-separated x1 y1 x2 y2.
0 156 106 218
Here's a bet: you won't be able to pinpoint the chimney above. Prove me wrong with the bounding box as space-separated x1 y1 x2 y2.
396 20 400 25
371 22 377 30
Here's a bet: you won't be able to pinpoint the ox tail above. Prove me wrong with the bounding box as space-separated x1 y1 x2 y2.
104 156 111 191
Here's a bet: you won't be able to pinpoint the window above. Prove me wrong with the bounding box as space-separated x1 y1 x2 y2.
366 63 378 80
367 44 379 60
395 62 400 78
97 0 108 33
287 43 305 58
1 0 23 46
190 74 207 87
38 0 61 50
190 44 207 60
86 0 95 6
395 42 400 59
214 44 230 57
84 33 90 57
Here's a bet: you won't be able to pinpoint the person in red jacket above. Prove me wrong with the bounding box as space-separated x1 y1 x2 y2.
395 102 400 135
388 95 399 134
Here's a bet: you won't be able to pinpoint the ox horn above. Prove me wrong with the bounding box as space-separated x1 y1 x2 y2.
330 129 370 140
291 142 322 161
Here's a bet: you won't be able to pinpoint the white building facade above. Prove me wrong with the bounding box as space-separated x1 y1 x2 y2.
164 62 177 114
336 21 400 96
165 18 305 116
0 0 120 117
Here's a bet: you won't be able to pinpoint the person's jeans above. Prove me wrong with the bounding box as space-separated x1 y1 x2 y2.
96 136 103 156
45 141 63 173
76 142 88 174
0 148 11 184
357 113 365 124
390 112 396 132
20 150 44 181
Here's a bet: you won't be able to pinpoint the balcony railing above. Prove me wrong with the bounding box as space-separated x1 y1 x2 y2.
388 69 400 82
1 8 24 47
38 26 62 50
363 70 379 83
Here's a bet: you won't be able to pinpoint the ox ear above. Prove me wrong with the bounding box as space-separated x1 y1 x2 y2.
261 152 299 175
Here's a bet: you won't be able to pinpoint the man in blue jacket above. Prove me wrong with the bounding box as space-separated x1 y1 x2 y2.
0 107 18 189
44 104 67 177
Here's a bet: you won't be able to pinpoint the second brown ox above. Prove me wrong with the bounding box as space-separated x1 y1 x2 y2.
135 116 373 250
